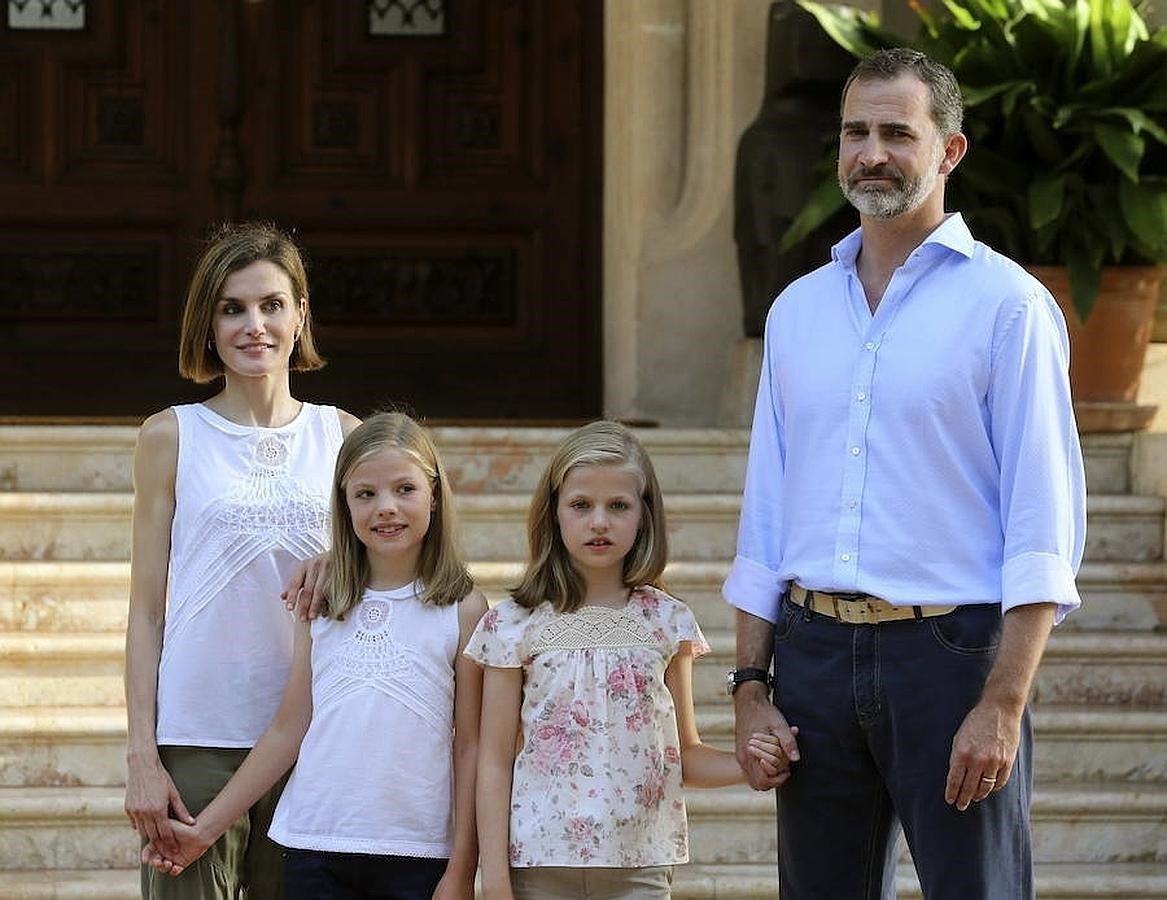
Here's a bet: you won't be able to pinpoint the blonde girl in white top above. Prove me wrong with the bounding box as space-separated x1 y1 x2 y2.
124 222 360 900
142 412 488 900
467 421 783 900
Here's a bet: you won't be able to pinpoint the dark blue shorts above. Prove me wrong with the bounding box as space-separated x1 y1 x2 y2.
282 848 448 900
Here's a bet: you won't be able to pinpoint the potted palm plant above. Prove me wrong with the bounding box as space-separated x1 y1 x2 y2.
782 0 1167 429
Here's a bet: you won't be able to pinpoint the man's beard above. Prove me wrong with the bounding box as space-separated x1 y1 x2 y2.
839 144 942 219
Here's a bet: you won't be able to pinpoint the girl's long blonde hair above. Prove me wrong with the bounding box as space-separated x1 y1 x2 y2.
511 421 668 613
326 412 472 619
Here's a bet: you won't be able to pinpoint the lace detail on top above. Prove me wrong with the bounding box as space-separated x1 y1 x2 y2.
330 599 409 682
312 585 450 736
532 605 662 654
156 404 343 747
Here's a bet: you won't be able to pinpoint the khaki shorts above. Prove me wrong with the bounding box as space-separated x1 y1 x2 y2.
140 745 287 900
512 865 673 900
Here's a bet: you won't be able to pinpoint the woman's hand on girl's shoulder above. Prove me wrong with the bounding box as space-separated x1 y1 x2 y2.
281 553 332 621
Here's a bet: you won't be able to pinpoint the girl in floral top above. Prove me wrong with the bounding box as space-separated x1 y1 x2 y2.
467 421 782 900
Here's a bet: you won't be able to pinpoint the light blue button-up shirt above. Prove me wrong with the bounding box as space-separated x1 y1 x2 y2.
724 214 1086 624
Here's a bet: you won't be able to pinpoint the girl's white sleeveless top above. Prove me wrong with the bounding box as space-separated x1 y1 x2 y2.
155 402 342 748
269 582 460 857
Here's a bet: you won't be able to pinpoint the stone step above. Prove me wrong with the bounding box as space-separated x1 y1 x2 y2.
672 862 1167 899
4 862 1166 900
0 492 1160 564
0 562 129 633
5 558 1166 634
691 705 1167 785
690 630 1167 708
0 708 126 788
0 634 125 708
683 782 1167 866
0 426 753 496
6 617 1166 712
0 427 1135 495
2 782 1163 871
4 703 1164 791
0 787 137 870
0 870 138 900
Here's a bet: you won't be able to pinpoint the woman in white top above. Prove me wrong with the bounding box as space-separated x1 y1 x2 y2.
123 222 359 900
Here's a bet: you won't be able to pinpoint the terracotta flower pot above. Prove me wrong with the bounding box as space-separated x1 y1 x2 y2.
1028 266 1165 431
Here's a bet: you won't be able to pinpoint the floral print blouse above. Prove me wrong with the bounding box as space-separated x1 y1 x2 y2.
464 586 710 867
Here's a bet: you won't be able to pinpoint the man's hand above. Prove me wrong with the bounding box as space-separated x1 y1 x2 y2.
124 754 194 857
945 697 1021 811
734 682 800 791
280 553 331 621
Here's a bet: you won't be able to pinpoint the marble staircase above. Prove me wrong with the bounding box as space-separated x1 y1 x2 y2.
0 426 1165 897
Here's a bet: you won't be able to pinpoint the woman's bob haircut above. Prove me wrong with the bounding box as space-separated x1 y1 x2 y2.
178 222 324 383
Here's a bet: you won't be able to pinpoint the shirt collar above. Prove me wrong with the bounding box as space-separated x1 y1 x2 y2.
831 212 975 271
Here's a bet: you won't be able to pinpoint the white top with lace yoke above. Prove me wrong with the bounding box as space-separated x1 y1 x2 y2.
464 587 709 867
269 582 461 857
156 402 342 748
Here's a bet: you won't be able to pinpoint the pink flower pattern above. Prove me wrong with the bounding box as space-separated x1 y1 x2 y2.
464 587 708 867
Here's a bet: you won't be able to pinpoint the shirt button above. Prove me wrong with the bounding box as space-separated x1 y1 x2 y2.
847 500 857 509
856 391 867 401
864 341 876 350
851 447 861 456
841 554 851 562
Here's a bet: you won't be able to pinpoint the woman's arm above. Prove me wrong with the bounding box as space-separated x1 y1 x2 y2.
123 411 192 854
476 665 523 900
665 647 784 788
434 590 489 900
143 619 315 875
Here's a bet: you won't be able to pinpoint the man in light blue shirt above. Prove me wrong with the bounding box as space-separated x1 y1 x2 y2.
724 49 1085 899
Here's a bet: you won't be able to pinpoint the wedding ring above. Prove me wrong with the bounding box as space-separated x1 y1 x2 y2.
980 776 997 784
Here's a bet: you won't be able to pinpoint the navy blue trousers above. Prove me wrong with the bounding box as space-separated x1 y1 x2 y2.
772 598 1034 899
282 849 448 900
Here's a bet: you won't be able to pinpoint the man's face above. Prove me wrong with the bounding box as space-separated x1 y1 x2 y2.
837 73 946 220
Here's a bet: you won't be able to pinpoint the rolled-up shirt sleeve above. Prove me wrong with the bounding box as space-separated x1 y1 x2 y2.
989 287 1086 624
724 308 788 624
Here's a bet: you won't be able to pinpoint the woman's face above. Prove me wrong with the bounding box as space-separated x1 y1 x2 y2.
211 260 305 380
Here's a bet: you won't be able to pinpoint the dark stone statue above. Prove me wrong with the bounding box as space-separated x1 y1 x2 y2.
734 1 856 337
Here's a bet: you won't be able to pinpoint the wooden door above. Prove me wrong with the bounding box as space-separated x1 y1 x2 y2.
0 0 602 420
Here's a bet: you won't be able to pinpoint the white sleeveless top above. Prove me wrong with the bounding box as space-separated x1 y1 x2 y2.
155 402 342 748
269 582 461 857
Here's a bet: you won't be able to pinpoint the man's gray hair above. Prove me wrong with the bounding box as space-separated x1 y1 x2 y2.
841 47 964 136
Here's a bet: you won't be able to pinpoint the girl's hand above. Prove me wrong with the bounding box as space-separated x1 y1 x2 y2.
432 867 476 900
140 819 212 876
280 552 331 621
747 729 795 775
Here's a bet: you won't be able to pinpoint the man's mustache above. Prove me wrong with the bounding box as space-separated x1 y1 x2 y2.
848 165 903 186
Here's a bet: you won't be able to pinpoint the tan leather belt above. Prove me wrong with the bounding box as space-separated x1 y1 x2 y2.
789 584 956 625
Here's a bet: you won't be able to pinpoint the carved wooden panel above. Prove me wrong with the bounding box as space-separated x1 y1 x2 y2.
0 59 34 181
310 247 517 326
0 245 157 318
0 0 601 419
